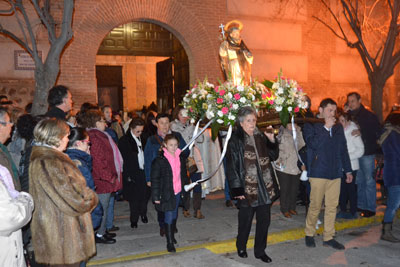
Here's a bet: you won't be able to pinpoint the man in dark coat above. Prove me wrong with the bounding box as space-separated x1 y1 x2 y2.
347 92 382 217
304 98 352 250
45 85 73 120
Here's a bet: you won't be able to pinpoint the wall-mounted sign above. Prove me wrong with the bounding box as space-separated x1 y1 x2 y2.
14 50 42 70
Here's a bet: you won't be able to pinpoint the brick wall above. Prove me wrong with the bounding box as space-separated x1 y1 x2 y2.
1 0 398 116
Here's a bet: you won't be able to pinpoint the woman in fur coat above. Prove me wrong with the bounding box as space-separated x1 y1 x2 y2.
29 118 98 266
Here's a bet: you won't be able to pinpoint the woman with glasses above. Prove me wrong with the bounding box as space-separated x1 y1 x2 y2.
66 128 103 232
79 109 123 245
118 117 148 229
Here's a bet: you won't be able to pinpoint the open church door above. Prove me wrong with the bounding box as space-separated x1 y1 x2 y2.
173 40 189 107
156 58 173 112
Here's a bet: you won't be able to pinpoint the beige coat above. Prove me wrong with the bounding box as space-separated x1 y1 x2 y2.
29 146 98 265
274 127 305 175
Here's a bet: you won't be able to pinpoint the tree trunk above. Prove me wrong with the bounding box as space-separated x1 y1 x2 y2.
31 63 60 115
369 74 385 123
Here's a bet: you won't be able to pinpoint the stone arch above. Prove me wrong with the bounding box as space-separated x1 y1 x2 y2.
58 0 220 106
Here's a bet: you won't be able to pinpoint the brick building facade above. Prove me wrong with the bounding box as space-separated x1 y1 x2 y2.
0 0 399 115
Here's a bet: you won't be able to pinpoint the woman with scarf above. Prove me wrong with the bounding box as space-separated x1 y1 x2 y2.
226 106 279 263
118 117 148 229
79 109 123 244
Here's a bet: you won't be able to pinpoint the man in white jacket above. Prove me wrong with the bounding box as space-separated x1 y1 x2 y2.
0 165 34 267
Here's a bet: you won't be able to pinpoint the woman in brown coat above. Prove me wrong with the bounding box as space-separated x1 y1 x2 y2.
29 118 98 266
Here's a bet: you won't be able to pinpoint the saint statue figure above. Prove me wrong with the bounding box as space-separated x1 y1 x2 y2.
219 20 253 86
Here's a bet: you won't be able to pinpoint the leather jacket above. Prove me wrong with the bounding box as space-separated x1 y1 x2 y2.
226 127 279 206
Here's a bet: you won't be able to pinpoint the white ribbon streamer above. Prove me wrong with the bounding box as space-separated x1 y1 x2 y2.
182 119 214 152
184 124 233 192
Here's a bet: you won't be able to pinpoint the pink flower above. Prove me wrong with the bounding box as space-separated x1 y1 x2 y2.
221 107 229 114
215 86 219 92
261 94 267 99
266 92 272 98
217 98 224 104
190 107 193 112
219 90 226 96
268 100 274 105
294 106 300 113
298 87 303 92
193 84 197 88
234 93 241 100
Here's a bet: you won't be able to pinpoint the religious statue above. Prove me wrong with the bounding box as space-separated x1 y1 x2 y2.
219 20 253 86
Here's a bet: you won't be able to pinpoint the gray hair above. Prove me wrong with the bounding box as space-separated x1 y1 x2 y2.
236 106 257 124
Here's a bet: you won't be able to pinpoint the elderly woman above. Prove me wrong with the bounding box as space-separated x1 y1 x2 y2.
226 106 279 264
29 118 98 266
79 109 123 244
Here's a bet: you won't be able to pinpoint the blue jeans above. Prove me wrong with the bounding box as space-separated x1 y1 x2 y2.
97 193 111 236
91 202 103 229
356 155 376 212
223 157 231 201
106 193 115 230
164 193 181 225
383 185 400 223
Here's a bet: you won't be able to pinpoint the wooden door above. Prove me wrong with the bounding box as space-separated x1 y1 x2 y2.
96 66 123 111
173 40 189 106
156 58 173 112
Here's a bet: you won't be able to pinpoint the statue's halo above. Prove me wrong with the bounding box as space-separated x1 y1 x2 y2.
224 20 243 32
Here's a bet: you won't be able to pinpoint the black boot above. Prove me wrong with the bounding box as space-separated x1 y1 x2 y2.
381 222 400 242
165 224 176 252
171 220 177 244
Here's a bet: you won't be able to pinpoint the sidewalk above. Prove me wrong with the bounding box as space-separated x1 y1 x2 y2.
88 191 390 266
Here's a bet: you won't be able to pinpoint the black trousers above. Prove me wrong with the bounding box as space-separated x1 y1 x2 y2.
237 203 271 257
276 170 300 213
339 170 358 215
128 198 148 223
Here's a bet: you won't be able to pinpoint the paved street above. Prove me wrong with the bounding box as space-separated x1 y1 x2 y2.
88 191 400 267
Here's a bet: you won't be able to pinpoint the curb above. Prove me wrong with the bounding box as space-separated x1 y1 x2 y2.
88 212 396 266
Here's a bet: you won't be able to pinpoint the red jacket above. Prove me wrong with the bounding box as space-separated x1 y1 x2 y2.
88 129 121 193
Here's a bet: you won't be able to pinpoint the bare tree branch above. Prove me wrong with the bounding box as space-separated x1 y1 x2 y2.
320 0 350 41
9 1 31 53
388 0 393 13
45 0 73 65
312 15 346 41
0 0 13 15
0 26 32 53
32 0 56 43
341 0 377 70
14 0 41 63
374 46 383 61
380 0 400 70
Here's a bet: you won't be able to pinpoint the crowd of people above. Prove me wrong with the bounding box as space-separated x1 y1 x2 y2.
0 86 399 266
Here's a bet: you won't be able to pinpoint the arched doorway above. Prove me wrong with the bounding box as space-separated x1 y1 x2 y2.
96 21 189 113
57 0 220 111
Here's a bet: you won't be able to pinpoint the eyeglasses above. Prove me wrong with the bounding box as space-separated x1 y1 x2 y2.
0 121 13 126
